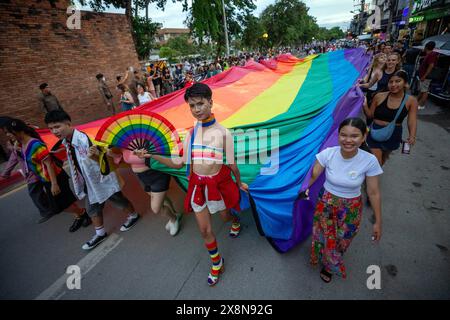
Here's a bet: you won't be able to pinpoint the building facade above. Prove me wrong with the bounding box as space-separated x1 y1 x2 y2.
0 0 140 161
408 0 450 41
155 28 191 45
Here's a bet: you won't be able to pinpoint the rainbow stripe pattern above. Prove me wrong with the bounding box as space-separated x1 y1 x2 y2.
95 110 182 156
191 144 224 162
38 49 370 252
24 139 53 182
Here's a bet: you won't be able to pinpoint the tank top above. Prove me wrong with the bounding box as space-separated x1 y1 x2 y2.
367 67 379 91
377 70 395 92
374 93 409 125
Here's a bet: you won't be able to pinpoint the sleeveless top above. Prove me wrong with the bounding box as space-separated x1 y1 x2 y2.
374 93 409 124
376 70 395 92
191 144 224 163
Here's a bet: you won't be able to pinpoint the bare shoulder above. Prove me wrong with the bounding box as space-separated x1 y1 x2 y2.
215 122 230 135
373 91 388 102
407 94 418 104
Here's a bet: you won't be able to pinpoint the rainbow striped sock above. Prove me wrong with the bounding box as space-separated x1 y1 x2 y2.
205 239 222 278
229 216 241 238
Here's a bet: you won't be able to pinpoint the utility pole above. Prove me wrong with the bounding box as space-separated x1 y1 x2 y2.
386 0 397 41
359 0 365 35
221 0 230 57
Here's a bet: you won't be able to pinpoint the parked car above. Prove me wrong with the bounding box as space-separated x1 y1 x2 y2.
412 34 450 106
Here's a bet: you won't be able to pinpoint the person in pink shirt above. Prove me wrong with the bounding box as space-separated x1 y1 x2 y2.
109 148 182 236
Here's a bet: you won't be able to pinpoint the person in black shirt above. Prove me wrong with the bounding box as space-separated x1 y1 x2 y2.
402 45 421 85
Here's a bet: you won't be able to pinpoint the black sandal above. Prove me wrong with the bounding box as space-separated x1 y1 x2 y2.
320 268 332 283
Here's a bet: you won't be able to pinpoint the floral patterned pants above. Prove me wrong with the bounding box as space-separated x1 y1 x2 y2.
310 189 362 278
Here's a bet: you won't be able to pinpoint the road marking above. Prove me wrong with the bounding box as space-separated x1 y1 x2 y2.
0 184 27 199
35 233 123 300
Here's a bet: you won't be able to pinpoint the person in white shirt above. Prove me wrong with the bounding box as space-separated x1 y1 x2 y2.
45 110 141 251
136 83 154 105
301 117 383 283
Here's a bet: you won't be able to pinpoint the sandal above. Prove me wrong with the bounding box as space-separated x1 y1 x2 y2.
320 268 332 283
207 258 225 286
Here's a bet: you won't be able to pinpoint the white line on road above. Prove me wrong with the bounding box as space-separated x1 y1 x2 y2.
34 233 123 300
0 184 27 199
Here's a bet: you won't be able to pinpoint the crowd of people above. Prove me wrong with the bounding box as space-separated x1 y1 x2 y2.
1 38 438 286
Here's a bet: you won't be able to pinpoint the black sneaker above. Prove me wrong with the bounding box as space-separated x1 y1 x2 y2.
69 217 84 233
81 212 92 227
82 233 108 250
120 214 140 232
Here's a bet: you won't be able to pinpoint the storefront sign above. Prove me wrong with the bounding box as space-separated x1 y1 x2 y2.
409 15 425 23
413 0 443 14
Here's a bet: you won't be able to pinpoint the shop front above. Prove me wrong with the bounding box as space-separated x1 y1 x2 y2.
409 0 450 40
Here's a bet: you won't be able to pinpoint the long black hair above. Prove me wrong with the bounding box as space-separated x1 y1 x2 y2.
5 118 43 142
338 117 371 153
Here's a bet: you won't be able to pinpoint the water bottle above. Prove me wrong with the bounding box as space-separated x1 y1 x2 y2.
402 140 411 154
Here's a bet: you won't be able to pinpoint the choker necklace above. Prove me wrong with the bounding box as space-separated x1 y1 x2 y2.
199 114 216 127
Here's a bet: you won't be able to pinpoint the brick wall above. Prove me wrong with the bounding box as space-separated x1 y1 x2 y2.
0 0 140 157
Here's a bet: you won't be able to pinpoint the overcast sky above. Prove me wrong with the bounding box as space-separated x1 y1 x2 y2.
78 0 355 30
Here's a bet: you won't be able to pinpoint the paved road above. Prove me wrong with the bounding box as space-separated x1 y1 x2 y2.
0 100 449 300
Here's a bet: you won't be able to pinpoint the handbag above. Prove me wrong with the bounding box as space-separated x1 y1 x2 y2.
370 94 409 142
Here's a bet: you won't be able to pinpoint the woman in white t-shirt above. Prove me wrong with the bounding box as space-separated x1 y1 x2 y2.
302 118 383 283
136 83 154 106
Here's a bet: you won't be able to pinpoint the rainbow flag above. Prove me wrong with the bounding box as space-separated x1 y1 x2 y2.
38 48 370 252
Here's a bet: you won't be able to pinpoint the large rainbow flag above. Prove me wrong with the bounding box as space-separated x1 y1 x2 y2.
38 48 370 252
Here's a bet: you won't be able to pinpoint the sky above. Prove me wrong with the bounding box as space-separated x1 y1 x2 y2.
77 0 355 31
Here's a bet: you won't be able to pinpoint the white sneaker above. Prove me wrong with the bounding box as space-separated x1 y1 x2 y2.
169 214 182 236
418 105 425 110
165 220 171 232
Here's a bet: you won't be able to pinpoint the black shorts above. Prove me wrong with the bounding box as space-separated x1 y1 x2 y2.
43 170 77 214
367 123 403 151
136 169 171 193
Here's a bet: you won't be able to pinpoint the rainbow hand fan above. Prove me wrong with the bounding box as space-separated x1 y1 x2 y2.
95 110 182 156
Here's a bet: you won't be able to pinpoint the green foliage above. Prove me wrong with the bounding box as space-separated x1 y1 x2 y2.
241 14 266 50
259 0 318 47
132 16 162 59
159 46 180 63
166 35 195 57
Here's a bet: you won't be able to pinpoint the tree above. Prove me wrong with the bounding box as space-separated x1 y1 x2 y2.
166 35 195 57
241 14 266 50
185 0 256 56
159 46 181 63
132 16 161 59
260 0 318 48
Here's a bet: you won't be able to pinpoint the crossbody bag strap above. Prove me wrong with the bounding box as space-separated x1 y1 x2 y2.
393 93 409 123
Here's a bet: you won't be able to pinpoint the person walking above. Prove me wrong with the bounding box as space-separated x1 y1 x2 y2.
304 118 383 283
417 41 439 110
4 118 90 230
117 84 135 112
38 83 64 114
366 70 418 166
136 83 248 286
45 110 141 250
96 74 115 115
